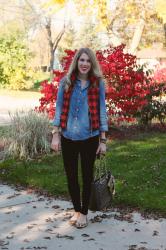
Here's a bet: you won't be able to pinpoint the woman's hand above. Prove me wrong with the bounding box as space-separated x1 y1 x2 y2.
51 133 61 153
96 142 107 156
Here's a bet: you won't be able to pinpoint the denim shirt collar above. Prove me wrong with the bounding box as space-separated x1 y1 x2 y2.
76 78 90 90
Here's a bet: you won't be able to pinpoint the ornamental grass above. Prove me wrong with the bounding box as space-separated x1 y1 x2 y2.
6 110 51 160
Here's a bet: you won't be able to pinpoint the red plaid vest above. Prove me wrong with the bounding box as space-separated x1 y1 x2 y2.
60 80 100 130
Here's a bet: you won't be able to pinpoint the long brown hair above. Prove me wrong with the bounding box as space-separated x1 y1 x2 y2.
64 48 103 90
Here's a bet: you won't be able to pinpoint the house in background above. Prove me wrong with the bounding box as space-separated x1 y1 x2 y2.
136 43 166 69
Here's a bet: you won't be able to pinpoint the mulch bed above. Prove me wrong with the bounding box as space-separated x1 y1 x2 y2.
107 123 166 140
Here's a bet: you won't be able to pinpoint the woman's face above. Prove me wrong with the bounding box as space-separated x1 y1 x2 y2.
77 53 91 76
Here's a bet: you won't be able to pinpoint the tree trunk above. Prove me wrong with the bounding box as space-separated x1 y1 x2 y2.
129 18 145 54
45 19 65 75
164 23 166 46
45 19 54 73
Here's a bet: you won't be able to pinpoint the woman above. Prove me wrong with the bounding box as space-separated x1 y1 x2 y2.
51 48 108 228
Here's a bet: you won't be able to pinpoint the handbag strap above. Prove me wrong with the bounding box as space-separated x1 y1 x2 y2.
94 154 116 195
94 154 108 180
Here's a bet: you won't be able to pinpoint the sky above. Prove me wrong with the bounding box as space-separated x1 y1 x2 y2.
42 0 117 31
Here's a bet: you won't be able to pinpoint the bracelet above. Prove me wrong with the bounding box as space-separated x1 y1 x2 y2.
52 128 60 135
100 138 107 144
52 131 59 135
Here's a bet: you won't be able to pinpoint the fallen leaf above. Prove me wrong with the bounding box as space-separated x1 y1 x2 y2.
0 240 9 246
114 213 133 223
38 198 45 201
45 218 54 223
45 229 53 232
134 228 140 232
81 234 90 237
128 244 137 250
83 238 95 241
6 235 14 239
56 234 74 240
152 230 159 236
90 215 103 223
26 189 34 194
43 237 51 240
52 205 60 209
23 239 30 242
6 193 20 199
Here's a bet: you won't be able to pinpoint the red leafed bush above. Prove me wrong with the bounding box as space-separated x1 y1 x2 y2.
34 71 64 119
153 64 166 85
136 64 166 126
35 45 153 124
96 44 151 124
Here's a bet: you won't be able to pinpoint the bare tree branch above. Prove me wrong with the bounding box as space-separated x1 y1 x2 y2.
53 25 65 52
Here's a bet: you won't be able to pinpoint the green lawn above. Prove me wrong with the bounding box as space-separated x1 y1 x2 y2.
107 133 166 215
0 129 166 216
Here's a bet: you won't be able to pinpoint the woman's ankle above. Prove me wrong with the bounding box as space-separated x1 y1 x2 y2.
79 213 87 218
80 212 88 216
74 211 80 215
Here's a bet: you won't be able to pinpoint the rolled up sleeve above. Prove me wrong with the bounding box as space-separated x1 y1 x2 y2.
52 79 65 127
99 80 108 132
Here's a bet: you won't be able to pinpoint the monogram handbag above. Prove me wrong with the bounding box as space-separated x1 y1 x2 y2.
89 155 115 211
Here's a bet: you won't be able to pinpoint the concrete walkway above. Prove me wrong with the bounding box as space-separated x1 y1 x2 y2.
0 92 41 126
0 183 166 250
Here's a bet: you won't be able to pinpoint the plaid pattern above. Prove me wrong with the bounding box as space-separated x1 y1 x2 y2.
60 82 99 130
60 85 73 129
88 86 99 129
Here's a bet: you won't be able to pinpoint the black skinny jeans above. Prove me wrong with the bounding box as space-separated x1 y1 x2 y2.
61 134 99 215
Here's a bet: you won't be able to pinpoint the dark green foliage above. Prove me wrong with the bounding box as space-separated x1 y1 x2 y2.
136 82 166 126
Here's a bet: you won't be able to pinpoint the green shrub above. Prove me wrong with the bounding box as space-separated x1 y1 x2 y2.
136 82 166 126
0 31 33 90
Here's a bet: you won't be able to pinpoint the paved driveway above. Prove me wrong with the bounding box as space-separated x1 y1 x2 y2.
0 92 41 125
0 183 166 250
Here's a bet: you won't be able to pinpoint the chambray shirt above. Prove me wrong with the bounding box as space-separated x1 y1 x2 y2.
52 78 108 141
